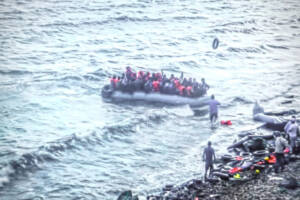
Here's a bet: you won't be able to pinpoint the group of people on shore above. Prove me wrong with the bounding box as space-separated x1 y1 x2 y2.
203 115 299 179
274 115 299 173
109 67 210 97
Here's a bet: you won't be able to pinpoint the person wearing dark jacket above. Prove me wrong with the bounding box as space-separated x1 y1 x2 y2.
203 141 216 180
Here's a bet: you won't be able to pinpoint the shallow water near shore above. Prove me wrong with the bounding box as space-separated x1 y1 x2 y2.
0 0 300 199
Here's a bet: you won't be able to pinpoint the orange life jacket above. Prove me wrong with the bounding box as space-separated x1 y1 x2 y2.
174 79 180 89
110 78 116 88
113 79 119 84
186 86 192 96
229 167 242 174
267 154 276 164
152 81 160 91
178 85 185 95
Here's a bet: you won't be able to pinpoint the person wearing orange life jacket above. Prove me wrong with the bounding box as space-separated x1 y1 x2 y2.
114 76 120 84
186 86 193 96
174 78 180 89
110 75 117 89
137 71 144 79
113 76 120 89
178 85 186 96
173 78 183 95
156 72 162 81
114 76 121 90
152 79 160 92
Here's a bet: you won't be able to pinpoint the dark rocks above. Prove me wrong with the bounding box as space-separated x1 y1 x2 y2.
279 177 298 189
117 190 138 200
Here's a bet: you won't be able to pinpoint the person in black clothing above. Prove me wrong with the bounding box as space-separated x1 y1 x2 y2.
202 141 216 180
200 78 209 95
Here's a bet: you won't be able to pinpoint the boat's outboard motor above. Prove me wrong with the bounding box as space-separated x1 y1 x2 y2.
101 84 114 98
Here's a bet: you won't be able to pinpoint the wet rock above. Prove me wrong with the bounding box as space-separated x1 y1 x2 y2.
213 172 230 181
279 177 298 189
162 184 173 192
117 190 132 200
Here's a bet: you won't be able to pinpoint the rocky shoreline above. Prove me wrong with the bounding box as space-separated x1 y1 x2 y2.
145 159 300 200
117 111 300 200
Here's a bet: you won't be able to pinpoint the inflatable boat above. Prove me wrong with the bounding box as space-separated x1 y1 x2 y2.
252 102 287 131
101 84 210 107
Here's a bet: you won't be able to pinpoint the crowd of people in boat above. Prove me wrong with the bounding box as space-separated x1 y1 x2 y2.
108 67 210 98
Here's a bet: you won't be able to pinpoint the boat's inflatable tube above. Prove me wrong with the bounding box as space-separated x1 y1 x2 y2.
101 85 113 98
228 137 250 149
102 87 210 106
252 102 287 131
249 134 274 140
254 113 287 131
253 113 284 124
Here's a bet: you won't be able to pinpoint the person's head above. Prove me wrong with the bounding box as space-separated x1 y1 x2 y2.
211 94 215 99
201 78 205 83
208 141 212 146
273 131 281 138
193 78 196 82
126 66 131 71
291 116 296 123
113 75 116 79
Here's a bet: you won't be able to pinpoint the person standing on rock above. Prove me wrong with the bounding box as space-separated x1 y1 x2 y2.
274 131 289 173
284 116 295 139
286 116 298 154
208 95 220 126
202 141 216 180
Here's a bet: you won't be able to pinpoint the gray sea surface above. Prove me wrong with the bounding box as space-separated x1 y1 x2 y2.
0 0 300 199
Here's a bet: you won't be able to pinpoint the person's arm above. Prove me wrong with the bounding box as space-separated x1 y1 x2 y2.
284 122 289 133
282 138 289 148
202 149 206 161
213 149 216 162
